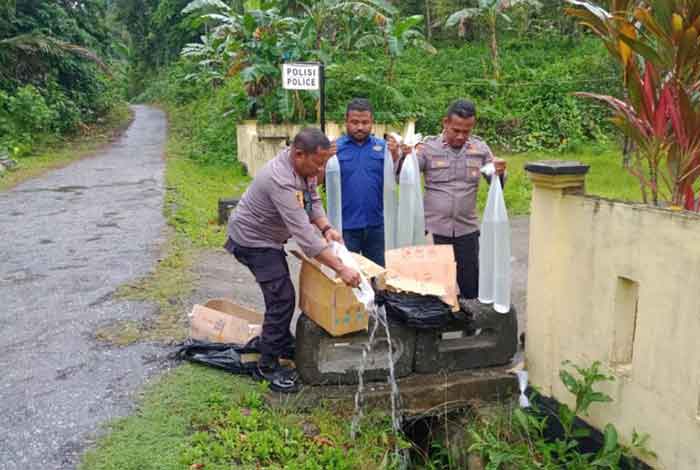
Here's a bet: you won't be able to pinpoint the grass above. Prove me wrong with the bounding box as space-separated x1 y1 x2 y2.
80 364 404 470
0 103 133 192
164 152 249 249
478 140 642 216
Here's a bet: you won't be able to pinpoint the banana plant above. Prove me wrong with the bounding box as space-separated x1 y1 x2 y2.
296 0 397 50
355 14 436 83
445 0 543 80
181 0 302 118
566 0 700 209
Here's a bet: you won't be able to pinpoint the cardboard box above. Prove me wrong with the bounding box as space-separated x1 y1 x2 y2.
189 298 263 344
291 250 379 337
385 245 459 310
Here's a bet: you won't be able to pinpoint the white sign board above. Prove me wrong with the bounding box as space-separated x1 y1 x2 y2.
282 63 320 90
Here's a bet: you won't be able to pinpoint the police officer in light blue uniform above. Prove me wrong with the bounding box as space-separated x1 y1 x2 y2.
335 98 387 266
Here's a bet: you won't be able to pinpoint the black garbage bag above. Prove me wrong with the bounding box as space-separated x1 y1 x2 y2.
376 290 452 329
175 338 259 375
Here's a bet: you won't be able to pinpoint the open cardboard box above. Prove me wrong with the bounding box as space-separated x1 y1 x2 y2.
189 298 263 344
291 250 385 337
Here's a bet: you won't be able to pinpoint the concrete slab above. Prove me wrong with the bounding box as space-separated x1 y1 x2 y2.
269 364 518 416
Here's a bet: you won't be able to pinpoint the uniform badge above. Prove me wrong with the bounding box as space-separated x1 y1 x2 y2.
295 191 304 208
372 144 383 152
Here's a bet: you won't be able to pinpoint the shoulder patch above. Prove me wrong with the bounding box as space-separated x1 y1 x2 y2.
372 144 383 152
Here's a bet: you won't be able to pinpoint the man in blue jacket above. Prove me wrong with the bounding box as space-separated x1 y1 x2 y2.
335 98 388 266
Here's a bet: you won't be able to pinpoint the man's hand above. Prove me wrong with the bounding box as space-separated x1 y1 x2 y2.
387 135 401 162
494 157 507 175
324 228 343 243
337 265 361 288
328 140 337 158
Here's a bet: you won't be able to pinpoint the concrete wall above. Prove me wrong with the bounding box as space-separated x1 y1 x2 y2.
525 163 700 469
236 120 415 177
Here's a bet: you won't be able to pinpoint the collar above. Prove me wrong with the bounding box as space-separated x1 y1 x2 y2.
340 133 375 148
441 133 476 151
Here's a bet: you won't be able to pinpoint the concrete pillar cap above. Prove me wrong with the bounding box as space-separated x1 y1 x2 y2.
524 160 590 175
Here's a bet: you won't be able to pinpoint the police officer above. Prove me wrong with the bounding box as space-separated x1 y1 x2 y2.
225 128 361 393
389 99 506 300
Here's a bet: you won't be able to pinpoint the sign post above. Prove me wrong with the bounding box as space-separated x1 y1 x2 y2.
282 62 325 133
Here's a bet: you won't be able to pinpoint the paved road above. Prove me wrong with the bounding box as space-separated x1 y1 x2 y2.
0 106 170 469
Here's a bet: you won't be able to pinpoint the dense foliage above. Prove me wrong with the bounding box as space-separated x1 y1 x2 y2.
136 32 616 163
566 0 700 208
0 0 125 157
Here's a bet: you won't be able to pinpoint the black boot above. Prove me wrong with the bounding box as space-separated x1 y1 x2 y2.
253 353 300 393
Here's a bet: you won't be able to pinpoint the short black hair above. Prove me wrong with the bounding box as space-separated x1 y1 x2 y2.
292 127 330 154
346 98 373 116
446 99 476 119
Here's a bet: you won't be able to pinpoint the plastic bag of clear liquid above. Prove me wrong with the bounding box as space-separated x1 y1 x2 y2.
478 164 511 313
396 150 425 248
330 241 374 309
325 155 342 233
383 146 397 251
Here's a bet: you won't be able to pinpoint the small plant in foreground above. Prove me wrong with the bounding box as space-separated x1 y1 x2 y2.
467 361 656 469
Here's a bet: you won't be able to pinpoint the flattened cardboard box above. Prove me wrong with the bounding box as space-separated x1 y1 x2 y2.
385 245 459 310
291 250 383 337
189 298 263 344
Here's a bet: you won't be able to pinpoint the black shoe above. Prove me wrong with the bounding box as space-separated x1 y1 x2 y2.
252 356 300 393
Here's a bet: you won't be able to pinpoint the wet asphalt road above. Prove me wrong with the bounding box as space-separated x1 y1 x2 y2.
0 106 170 469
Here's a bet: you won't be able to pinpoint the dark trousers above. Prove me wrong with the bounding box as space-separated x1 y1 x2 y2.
433 231 480 299
225 238 295 358
343 225 385 266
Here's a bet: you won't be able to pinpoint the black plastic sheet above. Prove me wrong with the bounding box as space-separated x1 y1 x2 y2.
376 290 452 329
175 339 258 375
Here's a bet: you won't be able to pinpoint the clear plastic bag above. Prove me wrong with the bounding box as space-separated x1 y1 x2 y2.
325 154 342 233
397 150 425 248
383 146 398 251
330 241 374 308
478 166 511 313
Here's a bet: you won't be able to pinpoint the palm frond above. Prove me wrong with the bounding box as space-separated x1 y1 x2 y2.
0 33 110 74
182 0 230 15
445 8 482 28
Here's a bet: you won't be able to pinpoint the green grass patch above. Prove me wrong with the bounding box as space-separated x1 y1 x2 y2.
0 103 133 192
80 364 404 470
163 95 250 249
477 141 642 216
165 154 249 248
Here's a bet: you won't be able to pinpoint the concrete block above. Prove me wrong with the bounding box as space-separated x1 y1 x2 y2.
295 313 416 385
414 301 517 374
271 367 517 416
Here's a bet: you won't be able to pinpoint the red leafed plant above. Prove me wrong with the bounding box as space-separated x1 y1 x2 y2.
566 0 700 209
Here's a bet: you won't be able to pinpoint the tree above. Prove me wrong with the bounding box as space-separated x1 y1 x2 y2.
355 14 436 82
566 0 700 209
0 0 122 155
445 0 542 80
296 0 397 50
